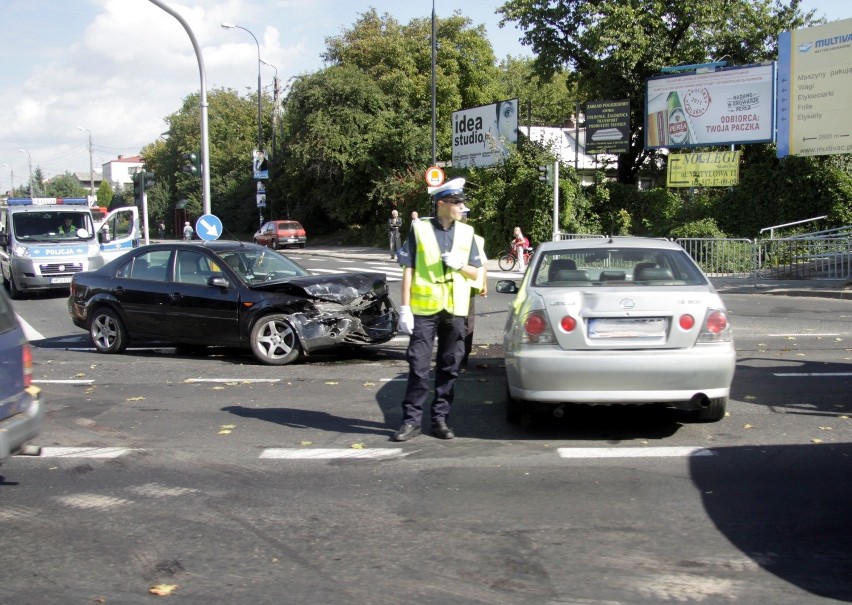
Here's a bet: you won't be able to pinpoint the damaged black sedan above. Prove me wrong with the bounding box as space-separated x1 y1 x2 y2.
68 241 398 365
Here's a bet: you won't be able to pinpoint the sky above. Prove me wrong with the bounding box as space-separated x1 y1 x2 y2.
0 0 849 193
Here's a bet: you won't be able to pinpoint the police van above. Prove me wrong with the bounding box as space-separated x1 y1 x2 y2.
0 198 138 299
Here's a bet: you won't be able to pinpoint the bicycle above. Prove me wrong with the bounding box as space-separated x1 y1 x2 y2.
498 244 534 271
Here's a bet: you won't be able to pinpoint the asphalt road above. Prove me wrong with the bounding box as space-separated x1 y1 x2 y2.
1 251 850 604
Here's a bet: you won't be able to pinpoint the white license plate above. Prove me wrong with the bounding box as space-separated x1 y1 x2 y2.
50 277 72 284
588 317 667 339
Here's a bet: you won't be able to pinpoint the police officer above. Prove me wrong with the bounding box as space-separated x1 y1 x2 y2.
58 216 77 236
393 178 482 441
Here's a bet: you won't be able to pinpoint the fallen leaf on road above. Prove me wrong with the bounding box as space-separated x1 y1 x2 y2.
784 336 796 340
220 424 236 429
743 423 754 429
811 439 823 444
325 381 339 385
148 584 178 596
211 386 225 390
300 441 313 446
362 382 376 387
126 396 145 401
218 429 232 435
74 372 86 378
744 395 756 400
351 443 365 449
818 426 833 430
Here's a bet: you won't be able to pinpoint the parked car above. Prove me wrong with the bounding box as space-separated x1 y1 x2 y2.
68 241 398 365
495 237 736 423
0 287 44 461
253 220 307 249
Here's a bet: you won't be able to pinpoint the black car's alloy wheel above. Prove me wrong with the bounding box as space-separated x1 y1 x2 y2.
250 314 301 365
90 307 128 353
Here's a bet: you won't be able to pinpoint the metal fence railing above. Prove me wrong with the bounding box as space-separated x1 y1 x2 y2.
550 231 851 281
676 233 851 281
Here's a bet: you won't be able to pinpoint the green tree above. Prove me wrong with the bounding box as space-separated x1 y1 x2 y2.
272 9 509 240
141 88 271 234
44 172 87 198
500 57 576 128
96 179 113 209
497 0 816 183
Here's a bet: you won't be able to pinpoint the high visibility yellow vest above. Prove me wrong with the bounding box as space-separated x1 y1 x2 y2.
467 234 486 292
410 220 474 316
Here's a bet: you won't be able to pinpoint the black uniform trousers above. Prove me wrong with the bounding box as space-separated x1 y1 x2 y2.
401 310 466 426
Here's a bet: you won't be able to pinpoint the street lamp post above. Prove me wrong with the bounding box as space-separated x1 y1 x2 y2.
18 149 34 198
221 22 262 153
222 22 264 227
261 58 278 220
77 126 95 199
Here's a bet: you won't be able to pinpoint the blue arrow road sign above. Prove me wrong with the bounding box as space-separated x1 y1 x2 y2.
195 214 223 241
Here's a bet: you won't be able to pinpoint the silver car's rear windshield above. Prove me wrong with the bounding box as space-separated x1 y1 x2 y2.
532 248 708 287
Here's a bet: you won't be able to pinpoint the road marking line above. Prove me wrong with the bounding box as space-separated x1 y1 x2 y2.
775 372 852 377
380 377 407 382
557 447 714 458
260 448 405 459
766 333 841 337
184 378 281 383
16 313 44 341
33 379 95 385
32 447 136 458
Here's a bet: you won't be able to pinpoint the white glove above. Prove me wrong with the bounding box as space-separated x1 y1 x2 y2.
399 305 414 335
441 251 465 271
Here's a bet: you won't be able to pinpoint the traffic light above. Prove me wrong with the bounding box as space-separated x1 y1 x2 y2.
538 164 552 185
181 152 200 177
142 171 156 190
133 172 143 204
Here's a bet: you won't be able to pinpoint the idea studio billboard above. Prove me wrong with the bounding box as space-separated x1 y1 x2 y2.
645 64 776 149
451 98 519 169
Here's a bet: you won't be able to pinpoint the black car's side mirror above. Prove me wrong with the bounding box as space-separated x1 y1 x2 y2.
0 232 7 248
495 280 519 294
208 276 230 288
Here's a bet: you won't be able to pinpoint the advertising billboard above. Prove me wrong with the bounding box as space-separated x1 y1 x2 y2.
585 99 630 154
777 18 852 158
451 98 518 169
666 151 741 188
645 64 776 149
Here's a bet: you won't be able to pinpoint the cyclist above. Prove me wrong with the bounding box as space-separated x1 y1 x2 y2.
511 226 531 272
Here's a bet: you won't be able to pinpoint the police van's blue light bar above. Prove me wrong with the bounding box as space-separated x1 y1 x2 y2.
7 197 89 206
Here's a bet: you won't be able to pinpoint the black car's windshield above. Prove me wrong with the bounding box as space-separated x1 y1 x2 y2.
532 248 708 287
11 211 94 242
217 249 310 284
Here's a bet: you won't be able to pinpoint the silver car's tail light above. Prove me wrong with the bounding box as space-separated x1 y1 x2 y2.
23 343 33 388
697 309 732 342
521 310 556 344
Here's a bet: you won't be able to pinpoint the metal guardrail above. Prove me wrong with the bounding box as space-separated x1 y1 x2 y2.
676 235 851 281
550 231 851 281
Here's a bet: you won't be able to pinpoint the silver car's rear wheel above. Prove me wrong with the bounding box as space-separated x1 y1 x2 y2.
89 307 128 353
250 314 301 365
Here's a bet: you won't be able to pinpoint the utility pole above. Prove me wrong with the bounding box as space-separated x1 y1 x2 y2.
78 126 95 199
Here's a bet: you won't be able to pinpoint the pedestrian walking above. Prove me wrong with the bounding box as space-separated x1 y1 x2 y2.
158 221 166 240
393 178 483 441
183 221 194 240
387 209 402 260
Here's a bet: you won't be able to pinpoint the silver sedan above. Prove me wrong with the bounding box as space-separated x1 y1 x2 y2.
496 237 736 423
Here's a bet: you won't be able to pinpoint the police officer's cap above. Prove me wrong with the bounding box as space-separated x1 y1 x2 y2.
428 177 466 201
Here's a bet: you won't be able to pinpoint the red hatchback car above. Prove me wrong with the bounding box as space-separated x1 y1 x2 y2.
253 220 307 249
